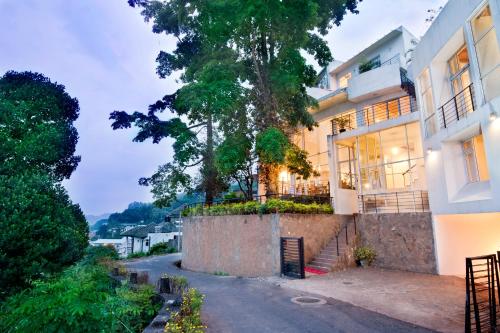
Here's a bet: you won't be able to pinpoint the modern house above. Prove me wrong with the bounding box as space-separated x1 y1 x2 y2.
412 0 500 275
121 223 180 256
280 26 428 215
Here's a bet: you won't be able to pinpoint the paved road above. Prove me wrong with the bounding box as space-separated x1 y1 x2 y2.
124 254 435 333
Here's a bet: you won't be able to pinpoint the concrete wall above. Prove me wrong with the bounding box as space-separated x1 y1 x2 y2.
357 213 437 274
182 214 345 277
433 212 500 276
182 214 281 277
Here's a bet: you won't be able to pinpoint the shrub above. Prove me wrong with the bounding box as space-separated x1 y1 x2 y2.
165 288 205 333
182 199 333 216
354 246 376 265
0 172 89 298
83 245 119 264
127 252 148 259
148 242 169 255
0 264 161 333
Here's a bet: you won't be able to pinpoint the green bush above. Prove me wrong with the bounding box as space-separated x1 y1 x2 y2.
183 199 333 216
82 245 119 265
148 242 177 256
354 246 376 265
0 264 161 333
0 172 89 298
165 288 205 333
127 252 148 259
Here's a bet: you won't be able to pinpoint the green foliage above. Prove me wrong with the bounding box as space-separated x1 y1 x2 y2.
285 145 318 180
165 288 205 333
255 127 289 165
82 245 120 265
148 242 177 256
354 246 377 265
0 172 88 298
183 199 333 216
213 271 229 276
126 252 148 259
0 263 160 333
125 0 360 199
0 71 81 180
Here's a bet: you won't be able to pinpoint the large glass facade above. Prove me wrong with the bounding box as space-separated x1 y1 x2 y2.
335 122 426 194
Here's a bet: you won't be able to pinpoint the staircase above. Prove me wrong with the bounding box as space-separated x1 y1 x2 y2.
307 217 357 273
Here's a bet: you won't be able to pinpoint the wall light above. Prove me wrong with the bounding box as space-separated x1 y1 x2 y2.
427 147 433 155
490 110 498 122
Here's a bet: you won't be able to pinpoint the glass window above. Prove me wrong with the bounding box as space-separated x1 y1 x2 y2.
448 46 471 95
462 134 490 183
471 5 500 101
418 68 437 136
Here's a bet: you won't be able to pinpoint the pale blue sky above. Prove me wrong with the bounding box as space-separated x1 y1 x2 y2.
0 0 447 215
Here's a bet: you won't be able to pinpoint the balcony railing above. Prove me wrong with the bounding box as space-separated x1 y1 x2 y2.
358 190 430 214
331 95 417 135
439 84 475 129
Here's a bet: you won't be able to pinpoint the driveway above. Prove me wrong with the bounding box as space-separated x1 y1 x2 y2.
124 254 435 333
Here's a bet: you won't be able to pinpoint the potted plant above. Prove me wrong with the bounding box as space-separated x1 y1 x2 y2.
335 117 349 133
354 246 376 267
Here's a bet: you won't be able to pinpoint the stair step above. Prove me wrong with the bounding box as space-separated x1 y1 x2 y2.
308 264 331 271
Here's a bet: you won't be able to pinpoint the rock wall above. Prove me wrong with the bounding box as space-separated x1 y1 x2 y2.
357 213 437 274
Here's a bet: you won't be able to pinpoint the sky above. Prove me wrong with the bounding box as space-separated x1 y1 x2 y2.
0 0 447 215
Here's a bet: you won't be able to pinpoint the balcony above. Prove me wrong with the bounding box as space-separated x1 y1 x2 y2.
438 84 475 129
347 56 410 102
358 190 430 214
331 95 417 135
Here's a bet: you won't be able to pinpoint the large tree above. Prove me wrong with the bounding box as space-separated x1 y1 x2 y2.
0 71 88 297
123 0 359 201
0 71 81 180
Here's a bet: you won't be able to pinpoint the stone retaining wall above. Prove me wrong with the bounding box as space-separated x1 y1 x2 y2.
182 214 346 277
357 213 437 274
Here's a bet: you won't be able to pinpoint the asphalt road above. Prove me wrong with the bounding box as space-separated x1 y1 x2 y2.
124 254 435 333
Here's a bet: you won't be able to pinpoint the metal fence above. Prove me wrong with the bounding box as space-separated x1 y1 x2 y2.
280 237 305 279
439 84 475 129
331 95 417 135
358 190 430 213
465 254 500 333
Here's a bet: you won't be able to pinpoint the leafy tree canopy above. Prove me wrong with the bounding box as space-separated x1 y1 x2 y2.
0 71 81 180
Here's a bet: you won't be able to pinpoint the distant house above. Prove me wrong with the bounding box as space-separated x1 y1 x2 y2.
90 238 127 257
121 223 180 256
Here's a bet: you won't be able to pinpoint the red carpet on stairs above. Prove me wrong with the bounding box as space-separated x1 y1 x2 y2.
305 266 328 275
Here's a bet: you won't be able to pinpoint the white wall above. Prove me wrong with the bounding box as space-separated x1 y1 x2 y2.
433 213 500 276
413 0 500 215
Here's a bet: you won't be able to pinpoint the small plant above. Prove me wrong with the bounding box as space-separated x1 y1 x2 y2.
354 246 376 266
335 116 350 132
165 288 205 333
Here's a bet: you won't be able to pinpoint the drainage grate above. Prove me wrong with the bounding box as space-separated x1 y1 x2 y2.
291 296 326 305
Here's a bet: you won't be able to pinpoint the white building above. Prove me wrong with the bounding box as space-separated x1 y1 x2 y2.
121 223 179 256
90 238 127 257
412 0 500 275
281 26 428 215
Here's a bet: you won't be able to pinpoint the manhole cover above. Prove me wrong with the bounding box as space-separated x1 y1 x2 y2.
291 296 326 305
343 281 353 285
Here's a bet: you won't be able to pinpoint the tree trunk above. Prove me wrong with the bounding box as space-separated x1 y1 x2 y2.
204 112 216 205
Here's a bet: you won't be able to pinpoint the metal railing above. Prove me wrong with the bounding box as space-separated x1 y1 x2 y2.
439 84 475 129
332 95 417 135
358 190 429 214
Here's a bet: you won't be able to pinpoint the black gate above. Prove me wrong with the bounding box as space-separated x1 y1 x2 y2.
465 254 500 333
280 237 305 279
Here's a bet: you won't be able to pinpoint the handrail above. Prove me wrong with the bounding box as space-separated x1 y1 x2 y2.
438 84 475 129
358 190 430 214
